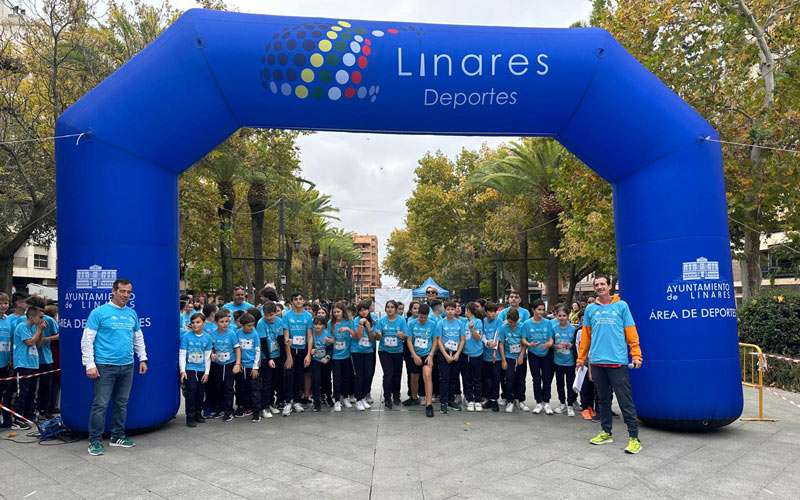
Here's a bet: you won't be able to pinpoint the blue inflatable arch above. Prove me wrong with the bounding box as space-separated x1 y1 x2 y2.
56 9 742 431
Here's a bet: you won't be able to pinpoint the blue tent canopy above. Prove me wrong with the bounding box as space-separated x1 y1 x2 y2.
412 277 450 298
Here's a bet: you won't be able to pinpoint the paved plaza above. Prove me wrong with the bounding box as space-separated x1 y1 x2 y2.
2 368 800 500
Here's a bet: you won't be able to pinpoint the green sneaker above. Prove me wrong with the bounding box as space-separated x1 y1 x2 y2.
88 441 105 456
109 437 136 448
624 437 642 454
589 431 614 445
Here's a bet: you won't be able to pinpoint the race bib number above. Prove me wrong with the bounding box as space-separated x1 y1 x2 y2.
313 348 326 360
509 344 521 354
240 339 253 350
444 340 458 351
270 340 279 353
359 336 371 347
334 341 346 351
28 346 38 357
188 351 203 363
217 351 231 363
292 335 305 346
384 336 398 347
0 341 9 352
558 347 571 355
414 337 429 349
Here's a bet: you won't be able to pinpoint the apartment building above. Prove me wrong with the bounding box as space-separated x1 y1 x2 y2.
352 234 381 300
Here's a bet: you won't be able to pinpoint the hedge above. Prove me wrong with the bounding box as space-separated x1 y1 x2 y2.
738 292 800 392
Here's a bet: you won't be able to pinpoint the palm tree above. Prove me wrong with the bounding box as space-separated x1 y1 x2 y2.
470 138 567 306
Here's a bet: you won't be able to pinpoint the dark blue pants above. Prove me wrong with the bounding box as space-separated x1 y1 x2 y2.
351 352 373 400
260 360 277 407
437 352 462 405
379 351 403 401
463 356 483 403
332 358 353 401
502 357 527 402
482 360 500 401
36 363 54 415
0 367 15 427
528 352 554 403
554 364 577 405
88 363 133 443
592 365 639 438
236 367 262 411
284 348 307 403
16 367 38 421
207 362 235 414
182 370 204 418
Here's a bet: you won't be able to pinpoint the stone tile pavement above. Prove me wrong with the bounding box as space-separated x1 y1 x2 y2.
2 366 800 499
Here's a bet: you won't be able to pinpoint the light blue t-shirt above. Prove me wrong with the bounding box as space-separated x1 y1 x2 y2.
482 316 502 362
330 319 352 360
498 306 531 324
350 317 375 354
39 315 59 365
435 317 465 352
463 316 484 358
13 321 39 369
238 328 260 368
283 309 313 350
499 322 524 360
222 301 254 314
407 318 438 357
87 303 140 366
584 301 636 365
523 317 554 357
180 331 212 372
553 323 577 366
179 311 193 333
8 313 24 334
376 315 407 354
203 321 217 335
0 316 11 367
211 327 239 365
256 316 284 359
311 328 332 361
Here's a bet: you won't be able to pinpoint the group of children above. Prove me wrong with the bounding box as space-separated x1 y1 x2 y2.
178 290 601 424
0 292 60 430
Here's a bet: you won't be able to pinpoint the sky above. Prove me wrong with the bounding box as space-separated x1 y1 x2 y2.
157 0 594 287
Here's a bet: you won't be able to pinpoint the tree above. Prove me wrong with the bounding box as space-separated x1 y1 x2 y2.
591 0 800 300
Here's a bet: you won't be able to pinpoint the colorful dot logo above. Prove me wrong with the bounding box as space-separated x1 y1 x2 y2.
260 20 413 103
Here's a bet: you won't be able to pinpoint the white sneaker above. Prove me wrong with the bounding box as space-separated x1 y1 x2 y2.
362 399 372 409
517 401 530 412
293 402 305 413
366 395 374 405
355 400 366 411
544 403 553 415
334 401 342 412
532 403 543 414
269 406 280 414
498 398 507 406
554 403 567 414
282 404 292 417
475 402 483 412
261 409 268 417
466 402 475 412
505 402 514 413
343 398 353 409
567 406 575 417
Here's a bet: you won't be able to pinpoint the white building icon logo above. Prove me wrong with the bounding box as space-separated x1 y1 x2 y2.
682 257 720 281
76 265 117 289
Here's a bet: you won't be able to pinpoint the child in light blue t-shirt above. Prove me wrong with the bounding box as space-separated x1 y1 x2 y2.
552 305 578 416
179 312 212 427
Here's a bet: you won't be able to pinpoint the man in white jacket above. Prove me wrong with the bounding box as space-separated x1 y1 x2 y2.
81 279 148 456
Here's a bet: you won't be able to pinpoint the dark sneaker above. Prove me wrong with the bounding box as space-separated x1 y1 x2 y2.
313 403 321 412
186 418 197 427
393 395 401 406
425 405 434 418
234 408 245 418
194 414 206 423
385 398 393 410
325 395 334 407
300 397 311 405
402 397 420 407
109 437 135 448
202 409 217 419
448 402 462 411
222 413 233 422
11 421 31 431
440 403 448 414
251 414 262 422
242 409 254 417
88 441 104 456
490 400 500 412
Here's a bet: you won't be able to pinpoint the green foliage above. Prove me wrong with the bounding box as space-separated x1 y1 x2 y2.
738 293 800 356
